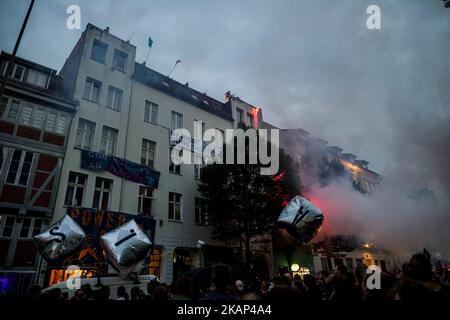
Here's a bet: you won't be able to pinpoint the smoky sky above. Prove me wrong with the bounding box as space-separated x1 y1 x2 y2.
1 0 449 194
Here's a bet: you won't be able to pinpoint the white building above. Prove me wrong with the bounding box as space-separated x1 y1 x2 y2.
43 24 266 285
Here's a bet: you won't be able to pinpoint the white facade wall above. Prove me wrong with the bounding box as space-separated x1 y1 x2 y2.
123 81 233 282
52 24 236 283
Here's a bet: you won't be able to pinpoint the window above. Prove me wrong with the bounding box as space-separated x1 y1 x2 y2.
7 99 19 122
141 139 156 168
32 219 43 237
345 258 354 270
19 218 32 238
194 119 205 137
144 100 158 124
26 69 48 88
20 103 33 126
90 39 108 64
6 150 33 185
4 63 25 81
0 216 46 239
195 198 208 225
31 106 45 129
100 126 118 155
236 108 244 125
138 186 154 216
170 111 183 131
75 118 96 150
169 147 181 174
247 112 255 128
106 86 123 111
92 177 112 210
148 247 162 277
168 192 181 221
64 172 87 207
55 114 68 135
12 65 25 81
0 96 8 118
194 164 203 180
112 49 127 72
1 216 16 238
83 77 101 103
45 111 68 135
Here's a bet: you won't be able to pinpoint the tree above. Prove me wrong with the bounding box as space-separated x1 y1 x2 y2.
198 133 300 269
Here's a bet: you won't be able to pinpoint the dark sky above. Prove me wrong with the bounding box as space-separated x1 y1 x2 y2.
1 0 449 193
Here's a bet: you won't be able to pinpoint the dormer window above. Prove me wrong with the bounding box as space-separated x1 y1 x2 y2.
26 69 48 88
3 63 25 81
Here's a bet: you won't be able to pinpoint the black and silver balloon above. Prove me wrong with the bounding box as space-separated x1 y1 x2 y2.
277 195 324 244
34 214 86 264
101 219 152 278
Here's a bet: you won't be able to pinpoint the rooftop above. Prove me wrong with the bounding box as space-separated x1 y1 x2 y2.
134 62 232 121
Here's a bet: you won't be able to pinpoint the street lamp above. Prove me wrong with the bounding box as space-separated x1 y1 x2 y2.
291 263 300 272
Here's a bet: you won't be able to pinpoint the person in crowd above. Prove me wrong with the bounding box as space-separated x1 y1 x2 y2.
174 276 193 300
93 285 110 301
259 280 269 297
44 288 65 301
116 285 129 300
130 286 142 301
303 274 322 302
202 268 237 301
329 264 358 302
398 252 442 301
152 284 169 300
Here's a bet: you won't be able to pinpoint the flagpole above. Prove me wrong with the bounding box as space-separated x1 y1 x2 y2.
145 46 152 65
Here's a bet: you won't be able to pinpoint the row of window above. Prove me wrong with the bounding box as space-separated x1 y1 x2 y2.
64 172 208 225
90 39 128 73
83 77 124 112
0 96 69 135
0 216 46 239
2 62 49 88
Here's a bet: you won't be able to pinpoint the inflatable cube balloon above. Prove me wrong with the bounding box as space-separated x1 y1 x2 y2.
34 214 86 264
101 219 152 278
277 195 324 244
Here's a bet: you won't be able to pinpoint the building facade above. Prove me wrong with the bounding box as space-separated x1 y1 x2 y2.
0 52 77 296
46 24 267 285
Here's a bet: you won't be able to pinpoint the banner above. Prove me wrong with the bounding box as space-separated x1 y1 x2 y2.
67 207 156 247
80 150 160 188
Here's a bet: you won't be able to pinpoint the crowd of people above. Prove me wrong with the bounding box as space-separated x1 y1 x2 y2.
17 252 450 302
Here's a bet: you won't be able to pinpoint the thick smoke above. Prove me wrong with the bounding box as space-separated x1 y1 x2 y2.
303 174 450 259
